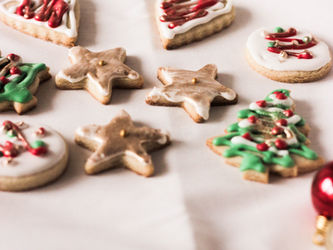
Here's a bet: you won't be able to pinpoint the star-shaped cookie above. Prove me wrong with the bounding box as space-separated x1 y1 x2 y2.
145 64 238 123
56 46 144 104
75 110 170 177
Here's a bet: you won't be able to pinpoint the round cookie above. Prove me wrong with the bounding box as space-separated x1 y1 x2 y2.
246 27 332 83
0 121 68 191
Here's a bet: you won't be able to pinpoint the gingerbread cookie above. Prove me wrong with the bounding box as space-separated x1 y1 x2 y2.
145 64 237 123
75 110 170 177
0 51 51 114
207 89 324 183
56 46 144 104
0 120 68 191
246 27 332 83
157 0 235 49
0 0 80 47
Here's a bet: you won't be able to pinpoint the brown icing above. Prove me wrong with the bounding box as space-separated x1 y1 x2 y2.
75 110 170 176
146 64 237 121
57 46 142 101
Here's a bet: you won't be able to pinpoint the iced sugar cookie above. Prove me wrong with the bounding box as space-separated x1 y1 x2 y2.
207 89 324 183
0 120 68 191
56 46 144 104
0 51 51 114
0 0 80 47
146 64 237 123
157 0 235 49
75 110 170 177
246 27 332 83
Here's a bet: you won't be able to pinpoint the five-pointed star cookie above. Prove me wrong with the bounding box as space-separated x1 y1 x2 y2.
56 46 144 104
75 110 170 177
145 64 238 123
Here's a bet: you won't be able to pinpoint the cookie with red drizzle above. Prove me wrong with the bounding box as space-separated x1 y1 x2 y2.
0 0 80 46
246 26 332 82
0 120 68 191
156 0 235 49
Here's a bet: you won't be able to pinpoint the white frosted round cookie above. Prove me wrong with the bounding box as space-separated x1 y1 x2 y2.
0 121 68 191
246 26 332 83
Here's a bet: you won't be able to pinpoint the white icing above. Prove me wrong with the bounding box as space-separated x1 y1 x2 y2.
57 69 84 82
230 136 257 148
75 125 104 145
157 0 233 39
268 94 293 107
238 119 254 128
0 0 78 37
147 87 210 120
220 90 236 101
0 123 67 177
268 146 289 157
247 27 332 71
286 114 301 125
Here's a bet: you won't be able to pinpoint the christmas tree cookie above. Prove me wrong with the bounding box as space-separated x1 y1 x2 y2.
0 0 80 47
207 89 324 183
246 27 332 83
0 52 51 114
156 0 235 49
0 120 69 191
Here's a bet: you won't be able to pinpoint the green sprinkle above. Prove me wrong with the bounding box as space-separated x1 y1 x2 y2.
267 41 276 48
6 130 16 138
30 140 46 149
303 36 311 43
274 27 284 33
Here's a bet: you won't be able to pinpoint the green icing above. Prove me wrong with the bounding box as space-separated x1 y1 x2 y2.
0 63 46 103
212 89 319 173
6 130 16 138
30 140 46 149
274 27 285 33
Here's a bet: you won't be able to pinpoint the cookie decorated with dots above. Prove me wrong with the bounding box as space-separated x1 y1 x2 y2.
246 27 332 83
207 89 324 183
0 121 68 191
0 51 51 114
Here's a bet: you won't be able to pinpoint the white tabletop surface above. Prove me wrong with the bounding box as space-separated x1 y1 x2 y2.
0 0 332 249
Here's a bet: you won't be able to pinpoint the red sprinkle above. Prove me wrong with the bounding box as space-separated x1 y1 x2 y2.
7 53 20 61
10 66 22 75
271 126 283 135
242 132 252 141
274 91 287 100
0 76 9 84
256 142 269 151
256 100 267 108
283 109 294 117
276 119 288 126
247 115 257 124
29 146 47 156
275 139 288 150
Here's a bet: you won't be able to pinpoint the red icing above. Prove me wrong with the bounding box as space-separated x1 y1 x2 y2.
312 162 333 217
7 53 20 61
10 66 22 75
283 109 294 117
247 115 257 124
275 139 287 150
276 119 288 126
271 126 283 135
16 0 69 28
160 0 218 29
256 143 269 151
274 91 287 100
2 121 47 157
0 141 18 157
242 132 252 141
265 27 317 60
0 76 9 84
256 100 267 108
